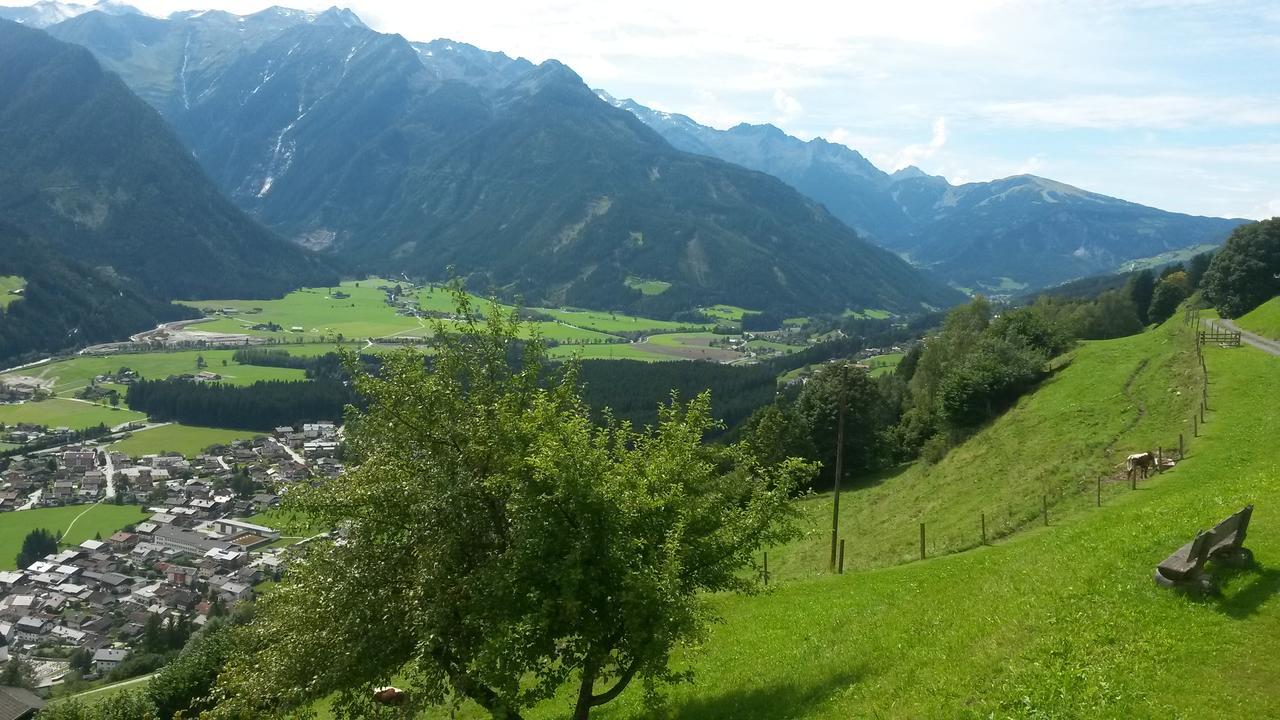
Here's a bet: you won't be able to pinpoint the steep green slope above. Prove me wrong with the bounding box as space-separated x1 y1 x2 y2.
0 19 335 300
1235 296 1280 339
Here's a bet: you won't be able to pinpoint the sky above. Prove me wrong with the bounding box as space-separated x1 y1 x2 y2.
39 0 1280 219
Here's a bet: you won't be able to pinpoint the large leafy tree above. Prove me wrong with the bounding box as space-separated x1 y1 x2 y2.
1202 218 1280 317
210 291 810 719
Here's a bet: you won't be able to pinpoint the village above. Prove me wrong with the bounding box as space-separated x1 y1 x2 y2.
0 421 341 694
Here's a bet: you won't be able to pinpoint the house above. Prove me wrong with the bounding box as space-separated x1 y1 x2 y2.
92 647 129 672
0 685 44 720
62 450 96 471
15 616 50 642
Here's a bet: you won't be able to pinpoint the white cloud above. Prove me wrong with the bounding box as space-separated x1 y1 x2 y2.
885 117 948 171
982 95 1280 130
772 89 802 120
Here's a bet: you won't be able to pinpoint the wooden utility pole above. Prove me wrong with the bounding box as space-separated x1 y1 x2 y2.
919 522 926 561
829 364 849 573
981 513 987 545
838 539 846 574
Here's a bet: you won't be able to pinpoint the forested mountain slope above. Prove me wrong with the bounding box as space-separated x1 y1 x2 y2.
0 19 336 300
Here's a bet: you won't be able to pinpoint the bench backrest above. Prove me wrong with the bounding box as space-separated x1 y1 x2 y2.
1188 505 1253 568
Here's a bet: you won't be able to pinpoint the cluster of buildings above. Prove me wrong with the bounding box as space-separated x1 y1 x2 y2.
0 421 346 696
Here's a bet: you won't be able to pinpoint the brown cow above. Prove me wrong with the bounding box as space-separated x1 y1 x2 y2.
1127 452 1155 481
373 686 406 706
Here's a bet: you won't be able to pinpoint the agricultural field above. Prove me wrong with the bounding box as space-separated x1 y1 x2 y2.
642 332 743 362
1235 295 1280 340
0 503 145 570
544 343 673 362
700 305 750 323
182 280 421 341
2 350 307 397
842 308 893 320
0 274 24 309
535 308 705 335
0 398 143 430
864 352 904 377
1117 243 1219 273
110 425 264 458
624 276 672 295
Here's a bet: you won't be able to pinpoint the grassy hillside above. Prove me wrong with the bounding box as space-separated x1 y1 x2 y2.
1235 295 1280 340
575 327 1276 719
769 317 1198 581
402 312 1277 719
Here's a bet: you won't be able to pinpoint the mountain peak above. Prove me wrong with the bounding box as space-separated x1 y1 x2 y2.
314 6 365 29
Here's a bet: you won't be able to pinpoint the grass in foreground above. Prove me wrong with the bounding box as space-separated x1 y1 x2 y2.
1235 295 1280 340
0 503 145 569
0 398 143 430
110 425 263 458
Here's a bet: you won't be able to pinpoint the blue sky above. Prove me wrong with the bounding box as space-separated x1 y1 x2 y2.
53 0 1280 219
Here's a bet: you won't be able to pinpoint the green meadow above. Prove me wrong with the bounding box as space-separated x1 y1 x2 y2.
0 398 144 430
183 281 421 340
0 503 145 570
1235 295 1280 340
624 276 672 295
3 350 307 396
110 425 264 458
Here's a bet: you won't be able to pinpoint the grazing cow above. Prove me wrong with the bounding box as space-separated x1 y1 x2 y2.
1127 452 1155 481
373 687 406 706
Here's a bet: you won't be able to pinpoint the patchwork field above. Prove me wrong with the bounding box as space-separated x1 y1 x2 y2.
0 503 145 570
1235 296 1280 340
642 332 744 362
2 350 307 396
864 352 904 377
183 281 421 341
0 398 144 430
110 424 264 458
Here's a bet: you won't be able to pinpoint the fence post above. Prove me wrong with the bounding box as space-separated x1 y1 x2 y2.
1193 414 1198 437
838 539 845 575
919 523 926 561
1200 403 1205 424
1097 476 1102 507
1042 495 1049 526
1179 433 1184 460
981 513 987 545
1131 467 1137 490
763 552 768 586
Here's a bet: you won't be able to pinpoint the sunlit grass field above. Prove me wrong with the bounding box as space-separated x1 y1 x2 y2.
110 424 264 458
0 275 24 310
1235 295 1280 340
0 503 145 570
3 350 307 396
0 397 144 430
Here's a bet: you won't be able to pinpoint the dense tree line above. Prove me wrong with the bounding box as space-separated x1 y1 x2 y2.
1202 218 1279 317
126 379 354 431
741 297 1076 490
571 336 870 432
231 348 347 381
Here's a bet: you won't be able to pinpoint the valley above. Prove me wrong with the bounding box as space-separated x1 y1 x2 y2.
0 3 1275 720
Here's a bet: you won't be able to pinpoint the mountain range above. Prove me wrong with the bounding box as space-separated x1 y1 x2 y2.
0 18 337 364
601 94 1245 292
34 6 962 316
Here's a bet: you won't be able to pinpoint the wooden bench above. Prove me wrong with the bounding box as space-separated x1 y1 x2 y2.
1154 505 1254 592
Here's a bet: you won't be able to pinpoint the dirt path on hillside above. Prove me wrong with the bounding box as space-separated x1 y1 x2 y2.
1102 358 1150 468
